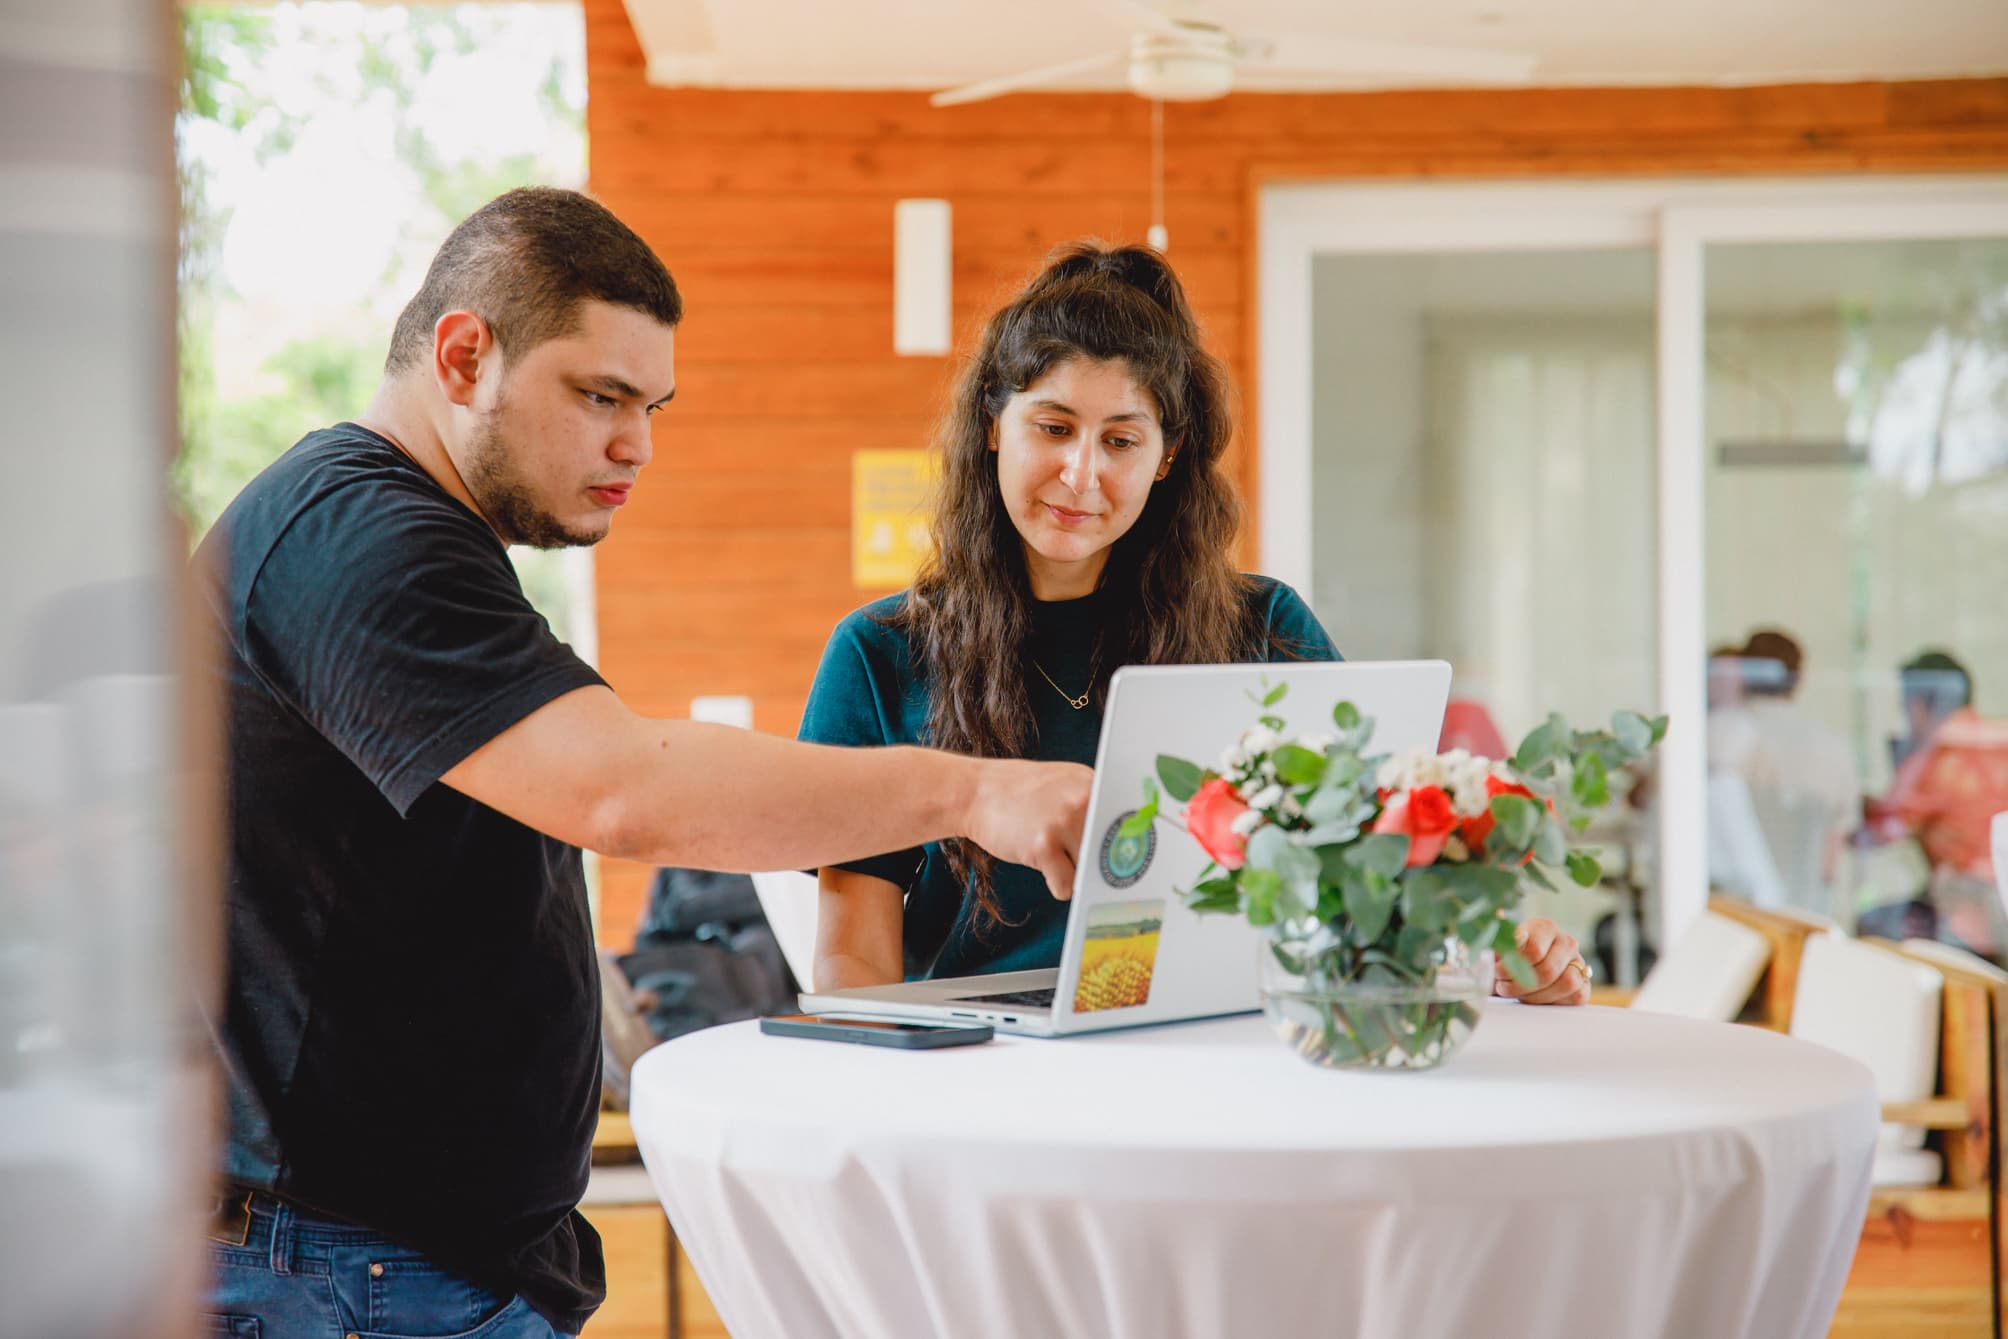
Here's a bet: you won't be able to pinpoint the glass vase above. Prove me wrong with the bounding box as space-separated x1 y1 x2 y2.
1257 934 1493 1071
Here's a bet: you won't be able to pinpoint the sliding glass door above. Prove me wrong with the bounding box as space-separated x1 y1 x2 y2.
1262 177 2008 978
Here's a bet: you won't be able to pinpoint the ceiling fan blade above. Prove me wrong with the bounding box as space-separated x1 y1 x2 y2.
930 50 1126 107
1237 31 1536 85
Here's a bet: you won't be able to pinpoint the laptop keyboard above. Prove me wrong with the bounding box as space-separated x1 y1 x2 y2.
949 987 1056 1009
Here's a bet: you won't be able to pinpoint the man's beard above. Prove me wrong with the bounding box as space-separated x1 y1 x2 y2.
462 409 605 550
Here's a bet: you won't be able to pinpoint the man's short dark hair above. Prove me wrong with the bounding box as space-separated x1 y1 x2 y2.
1740 628 1803 697
1900 649 1973 714
385 187 682 374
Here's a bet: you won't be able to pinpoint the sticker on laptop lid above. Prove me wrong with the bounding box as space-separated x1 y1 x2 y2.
1072 899 1163 1013
1098 810 1156 889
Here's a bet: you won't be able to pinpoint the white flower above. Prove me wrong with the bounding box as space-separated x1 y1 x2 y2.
1247 784 1284 812
1298 732 1335 754
1449 779 1491 818
1218 743 1244 772
1279 795 1305 820
1229 807 1264 837
1241 725 1281 756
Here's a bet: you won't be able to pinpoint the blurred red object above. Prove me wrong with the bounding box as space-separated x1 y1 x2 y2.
1870 709 2008 878
1440 698 1510 761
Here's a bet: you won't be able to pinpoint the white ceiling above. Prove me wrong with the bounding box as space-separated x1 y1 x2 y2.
623 0 2008 95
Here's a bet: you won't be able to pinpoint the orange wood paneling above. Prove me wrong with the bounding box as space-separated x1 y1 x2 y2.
584 0 2008 947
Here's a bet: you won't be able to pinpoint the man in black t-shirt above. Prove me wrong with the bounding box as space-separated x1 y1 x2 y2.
196 188 1091 1338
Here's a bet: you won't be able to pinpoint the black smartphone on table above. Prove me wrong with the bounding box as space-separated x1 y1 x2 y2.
759 1013 994 1049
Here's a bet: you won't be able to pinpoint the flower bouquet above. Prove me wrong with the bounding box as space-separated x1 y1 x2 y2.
1124 685 1665 1070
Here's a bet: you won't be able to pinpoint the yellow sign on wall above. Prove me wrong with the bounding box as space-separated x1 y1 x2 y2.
852 449 937 589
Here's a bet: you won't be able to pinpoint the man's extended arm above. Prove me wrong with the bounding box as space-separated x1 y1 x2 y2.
441 684 1090 898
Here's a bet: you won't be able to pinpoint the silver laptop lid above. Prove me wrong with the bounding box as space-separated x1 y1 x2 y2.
1050 660 1452 1035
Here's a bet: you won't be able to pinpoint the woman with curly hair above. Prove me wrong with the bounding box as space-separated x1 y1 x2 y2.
795 239 1343 989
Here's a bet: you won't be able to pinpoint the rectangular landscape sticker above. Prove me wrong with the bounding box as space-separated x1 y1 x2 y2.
1071 899 1165 1013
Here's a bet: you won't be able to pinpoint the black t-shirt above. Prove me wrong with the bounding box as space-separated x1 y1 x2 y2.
196 424 609 1332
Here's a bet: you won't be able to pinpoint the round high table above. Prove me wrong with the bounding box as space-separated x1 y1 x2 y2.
629 1003 1877 1339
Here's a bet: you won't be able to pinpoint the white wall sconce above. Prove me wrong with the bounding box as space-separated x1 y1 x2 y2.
893 198 952 356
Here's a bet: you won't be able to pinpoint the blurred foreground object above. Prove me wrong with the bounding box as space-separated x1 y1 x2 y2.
1 0 218 1336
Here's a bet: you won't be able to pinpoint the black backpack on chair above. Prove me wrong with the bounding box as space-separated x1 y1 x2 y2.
620 867 800 1041
600 867 802 1109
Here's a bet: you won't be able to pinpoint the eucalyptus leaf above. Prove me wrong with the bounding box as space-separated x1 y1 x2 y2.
1332 701 1361 731
1316 844 1352 888
1325 755 1365 788
1342 869 1397 943
1315 884 1345 923
1259 714 1286 732
1513 713 1568 772
1155 754 1204 803
1490 794 1541 849
1245 885 1278 926
1432 862 1519 903
1612 710 1652 756
1262 682 1288 707
1571 750 1609 809
1395 923 1439 973
1116 808 1154 840
1564 850 1602 887
1302 821 1362 847
1359 949 1423 983
1499 947 1538 989
1533 816 1568 867
1346 832 1411 880
1245 825 1291 873
1272 743 1327 786
1304 783 1346 824
1186 886 1240 915
1275 843 1322 917
1401 868 1459 932
1239 867 1282 899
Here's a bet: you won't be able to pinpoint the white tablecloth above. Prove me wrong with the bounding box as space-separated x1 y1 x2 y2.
629 1003 1877 1339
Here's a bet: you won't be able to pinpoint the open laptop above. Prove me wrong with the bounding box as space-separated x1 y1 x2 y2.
797 659 1452 1036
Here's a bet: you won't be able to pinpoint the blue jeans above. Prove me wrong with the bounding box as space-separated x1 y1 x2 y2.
204 1190 574 1339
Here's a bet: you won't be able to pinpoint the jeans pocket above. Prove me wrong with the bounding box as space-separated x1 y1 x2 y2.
201 1316 261 1338
327 1243 517 1339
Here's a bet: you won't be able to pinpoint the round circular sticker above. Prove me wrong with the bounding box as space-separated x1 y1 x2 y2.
1099 811 1156 889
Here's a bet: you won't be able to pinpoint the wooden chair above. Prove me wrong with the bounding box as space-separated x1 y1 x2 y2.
1610 897 2002 1337
1704 895 1835 1030
1827 940 2004 1339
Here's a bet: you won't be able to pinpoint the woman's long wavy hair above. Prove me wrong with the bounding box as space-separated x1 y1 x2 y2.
892 240 1266 924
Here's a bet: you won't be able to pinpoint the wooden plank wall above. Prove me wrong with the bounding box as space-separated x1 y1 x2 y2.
582 0 2008 942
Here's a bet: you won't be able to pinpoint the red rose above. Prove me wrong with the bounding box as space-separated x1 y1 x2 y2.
1372 784 1458 866
1459 773 1537 850
1185 777 1251 870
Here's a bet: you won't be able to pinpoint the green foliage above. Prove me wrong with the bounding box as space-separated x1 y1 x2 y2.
172 333 382 534
1270 743 1326 786
1136 692 1665 996
1155 755 1203 803
173 1 589 646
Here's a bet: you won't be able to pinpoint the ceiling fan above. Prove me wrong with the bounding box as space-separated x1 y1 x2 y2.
929 0 1537 107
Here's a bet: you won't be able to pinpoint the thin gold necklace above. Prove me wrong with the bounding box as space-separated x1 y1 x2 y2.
1031 658 1093 711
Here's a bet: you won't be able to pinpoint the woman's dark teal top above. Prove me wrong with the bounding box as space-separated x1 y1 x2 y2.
797 575 1340 982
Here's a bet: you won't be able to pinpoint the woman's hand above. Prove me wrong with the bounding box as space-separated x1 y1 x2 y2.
1492 918 1592 1006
